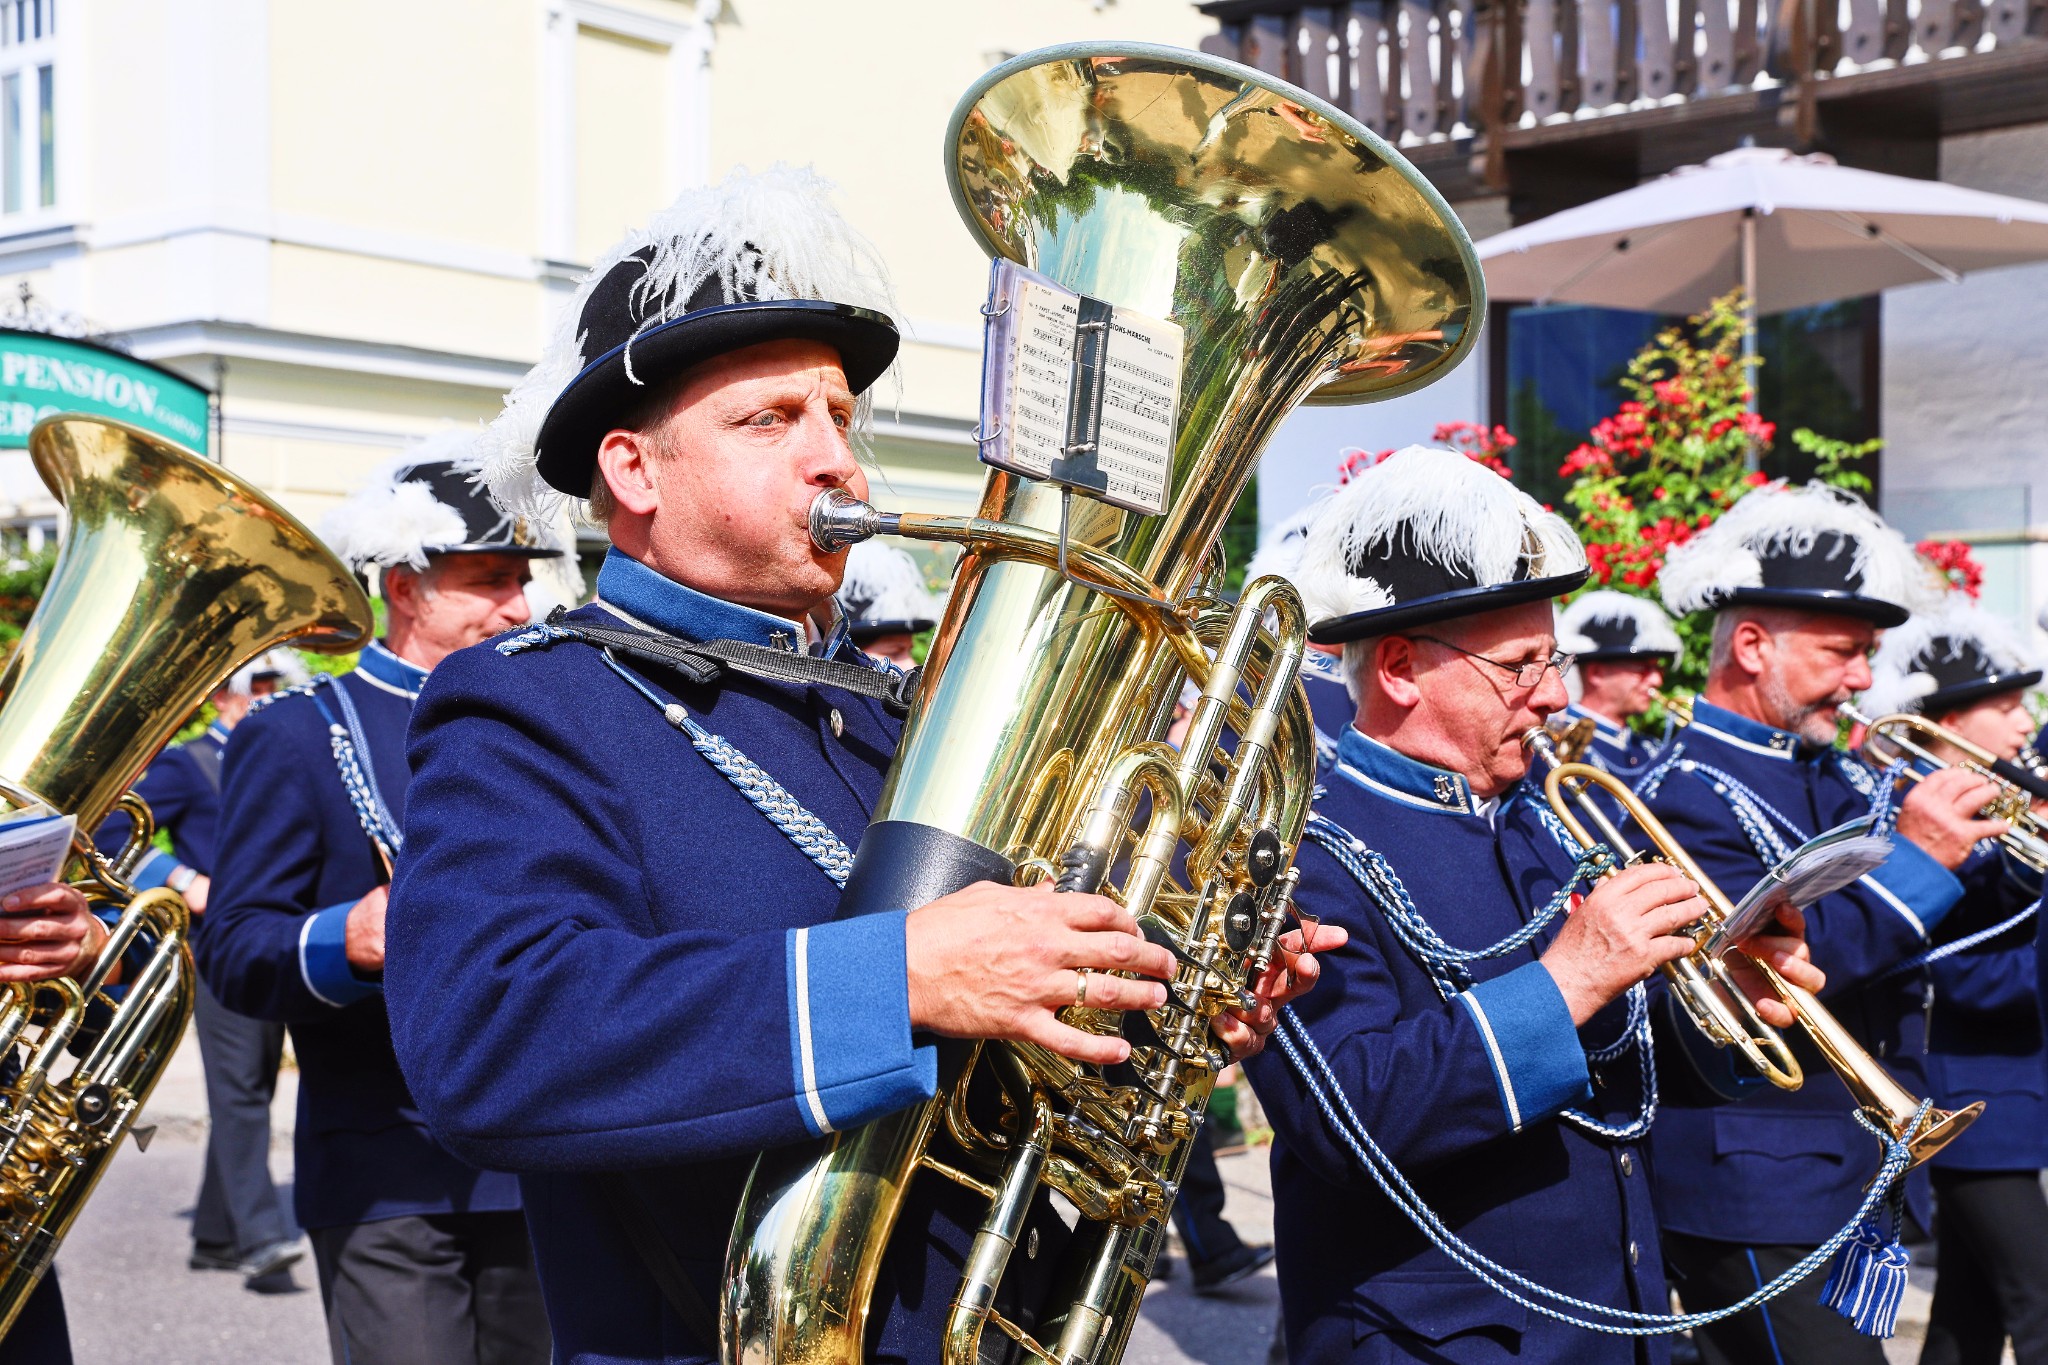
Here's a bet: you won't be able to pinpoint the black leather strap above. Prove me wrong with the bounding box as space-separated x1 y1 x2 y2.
597 1174 720 1348
546 607 920 714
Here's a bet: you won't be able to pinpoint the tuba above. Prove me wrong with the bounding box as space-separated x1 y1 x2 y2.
722 43 1478 1365
0 415 372 1338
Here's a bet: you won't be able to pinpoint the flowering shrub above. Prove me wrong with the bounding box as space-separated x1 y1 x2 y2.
1338 421 1517 484
1916 539 1985 599
1553 291 1876 691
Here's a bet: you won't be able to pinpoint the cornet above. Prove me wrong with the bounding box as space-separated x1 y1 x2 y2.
1521 724 1982 1167
1841 704 2048 874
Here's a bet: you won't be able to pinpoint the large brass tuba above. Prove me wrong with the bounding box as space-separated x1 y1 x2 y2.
0 415 372 1338
722 43 1479 1365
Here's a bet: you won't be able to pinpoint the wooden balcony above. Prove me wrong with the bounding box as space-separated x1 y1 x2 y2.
1197 0 2048 219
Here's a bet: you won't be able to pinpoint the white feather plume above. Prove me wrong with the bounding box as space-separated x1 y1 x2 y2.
1293 446 1587 631
1659 480 1933 617
480 164 903 519
836 539 941 626
319 431 477 572
1244 495 1331 588
1859 596 2039 715
1557 589 1684 662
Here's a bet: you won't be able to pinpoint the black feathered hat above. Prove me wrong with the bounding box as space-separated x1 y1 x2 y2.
1862 599 2042 716
1557 591 1683 664
483 166 902 513
1295 446 1590 643
835 540 942 644
320 431 566 572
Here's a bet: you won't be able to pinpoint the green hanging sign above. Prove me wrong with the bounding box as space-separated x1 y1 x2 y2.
0 331 210 453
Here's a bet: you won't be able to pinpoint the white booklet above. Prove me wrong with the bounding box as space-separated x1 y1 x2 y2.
1705 818 1893 955
976 258 1184 517
0 805 77 902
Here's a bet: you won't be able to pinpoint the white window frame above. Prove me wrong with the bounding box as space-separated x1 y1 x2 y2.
538 0 717 270
0 0 69 232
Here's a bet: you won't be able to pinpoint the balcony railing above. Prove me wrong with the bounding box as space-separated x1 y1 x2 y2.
1197 0 2047 152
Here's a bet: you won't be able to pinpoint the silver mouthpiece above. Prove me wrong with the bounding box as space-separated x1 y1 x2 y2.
807 487 897 553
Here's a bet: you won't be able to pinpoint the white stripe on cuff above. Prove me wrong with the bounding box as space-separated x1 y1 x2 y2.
792 927 834 1135
1858 874 1929 941
1458 992 1523 1132
297 912 348 1009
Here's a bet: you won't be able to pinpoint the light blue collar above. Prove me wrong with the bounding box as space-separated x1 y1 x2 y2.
355 640 429 700
1687 699 1805 761
1333 726 1482 818
594 548 808 651
204 720 231 745
1567 703 1632 749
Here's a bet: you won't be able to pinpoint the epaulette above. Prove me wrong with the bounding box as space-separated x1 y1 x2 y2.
494 622 578 656
247 676 327 715
1838 753 1880 801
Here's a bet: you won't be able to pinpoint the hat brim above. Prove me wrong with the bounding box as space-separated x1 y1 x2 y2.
1575 648 1677 664
849 619 933 642
1309 568 1591 645
1921 670 2044 715
535 299 901 496
1719 587 1909 628
425 542 565 560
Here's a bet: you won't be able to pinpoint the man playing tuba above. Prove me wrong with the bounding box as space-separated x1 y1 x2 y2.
383 167 1333 1365
1244 447 1823 1365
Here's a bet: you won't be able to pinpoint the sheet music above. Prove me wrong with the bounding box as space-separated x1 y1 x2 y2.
978 259 1181 516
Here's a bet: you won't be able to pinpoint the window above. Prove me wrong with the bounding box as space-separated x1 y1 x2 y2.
0 0 54 219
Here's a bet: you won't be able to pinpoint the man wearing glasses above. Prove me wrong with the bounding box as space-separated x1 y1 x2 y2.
1245 447 1821 1364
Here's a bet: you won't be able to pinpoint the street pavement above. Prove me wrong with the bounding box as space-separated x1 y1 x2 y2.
49 1028 1948 1364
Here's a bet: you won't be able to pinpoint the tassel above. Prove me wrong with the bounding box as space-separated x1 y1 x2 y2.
1818 1218 1911 1337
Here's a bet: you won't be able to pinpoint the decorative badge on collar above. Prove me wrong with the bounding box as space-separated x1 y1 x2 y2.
1433 775 1456 803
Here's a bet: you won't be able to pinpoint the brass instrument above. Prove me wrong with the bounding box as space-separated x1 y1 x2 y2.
1522 726 1982 1166
1842 704 2048 874
1654 689 1695 727
0 415 372 1338
722 42 1479 1365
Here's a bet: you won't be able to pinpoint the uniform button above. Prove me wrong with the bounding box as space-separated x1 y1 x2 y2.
1619 1152 1635 1177
1628 1240 1639 1266
829 708 844 738
1026 1228 1039 1260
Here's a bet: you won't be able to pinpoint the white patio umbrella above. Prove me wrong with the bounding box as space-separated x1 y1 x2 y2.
1477 145 2048 315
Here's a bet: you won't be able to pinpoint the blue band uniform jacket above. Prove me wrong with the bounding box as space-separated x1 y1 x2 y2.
199 643 523 1233
1247 727 1666 1365
1564 704 1664 777
385 549 1070 1365
1923 844 2046 1172
1635 701 1964 1244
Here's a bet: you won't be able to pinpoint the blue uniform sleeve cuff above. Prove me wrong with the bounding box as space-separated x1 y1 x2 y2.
1864 839 1964 939
298 900 383 1009
128 850 176 891
784 910 939 1137
1459 961 1591 1131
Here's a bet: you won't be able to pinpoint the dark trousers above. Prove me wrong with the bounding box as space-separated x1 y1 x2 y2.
1922 1168 2048 1365
1664 1230 1889 1365
191 980 291 1255
310 1211 551 1365
1170 1124 1247 1266
0 1270 68 1365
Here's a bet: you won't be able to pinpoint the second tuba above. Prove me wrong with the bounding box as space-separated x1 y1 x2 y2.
0 415 372 1339
722 43 1480 1365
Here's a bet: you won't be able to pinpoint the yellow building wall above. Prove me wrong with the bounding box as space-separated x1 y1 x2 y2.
268 0 540 258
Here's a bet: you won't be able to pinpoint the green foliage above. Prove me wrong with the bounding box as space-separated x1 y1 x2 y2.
1549 291 1877 693
0 549 54 649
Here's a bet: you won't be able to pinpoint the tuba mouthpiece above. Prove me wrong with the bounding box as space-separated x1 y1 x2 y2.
807 487 898 553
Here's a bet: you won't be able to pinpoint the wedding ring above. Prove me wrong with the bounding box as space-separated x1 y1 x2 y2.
1075 968 1091 1009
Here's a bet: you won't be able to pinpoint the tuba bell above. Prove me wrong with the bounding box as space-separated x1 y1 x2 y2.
0 415 372 1339
722 42 1479 1365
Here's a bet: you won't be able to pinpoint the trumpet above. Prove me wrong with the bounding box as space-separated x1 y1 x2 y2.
1521 725 1983 1168
1841 704 2048 874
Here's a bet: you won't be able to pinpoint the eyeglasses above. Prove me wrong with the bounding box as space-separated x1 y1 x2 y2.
1414 635 1575 689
